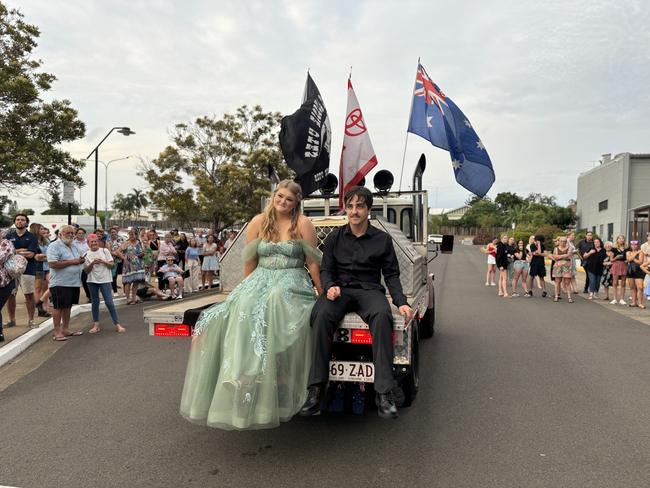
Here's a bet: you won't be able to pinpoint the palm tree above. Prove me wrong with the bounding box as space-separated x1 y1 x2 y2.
127 188 148 218
112 193 136 219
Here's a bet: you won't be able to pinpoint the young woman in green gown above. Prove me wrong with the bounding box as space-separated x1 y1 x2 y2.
180 180 323 430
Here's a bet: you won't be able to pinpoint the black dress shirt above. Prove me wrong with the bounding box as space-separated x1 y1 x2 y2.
320 223 407 307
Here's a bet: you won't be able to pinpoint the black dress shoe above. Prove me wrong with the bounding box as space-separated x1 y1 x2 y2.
299 385 323 416
376 392 399 419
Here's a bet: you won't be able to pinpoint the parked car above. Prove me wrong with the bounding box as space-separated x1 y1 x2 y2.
428 234 443 244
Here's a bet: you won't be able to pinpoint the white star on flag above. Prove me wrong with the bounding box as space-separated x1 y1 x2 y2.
451 159 462 169
464 119 472 129
476 139 485 150
426 116 432 127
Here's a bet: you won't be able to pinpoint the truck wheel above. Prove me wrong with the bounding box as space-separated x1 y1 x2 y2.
399 324 419 407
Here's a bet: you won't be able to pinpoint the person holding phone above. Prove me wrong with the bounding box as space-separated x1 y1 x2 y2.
46 225 85 341
85 234 125 334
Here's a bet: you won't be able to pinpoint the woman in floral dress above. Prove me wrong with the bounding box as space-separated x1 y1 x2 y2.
117 229 146 304
552 236 574 303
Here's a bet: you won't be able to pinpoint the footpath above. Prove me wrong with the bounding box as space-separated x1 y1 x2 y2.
570 268 650 327
0 287 126 369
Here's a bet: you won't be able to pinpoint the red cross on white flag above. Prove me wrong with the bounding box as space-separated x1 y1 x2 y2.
339 78 378 208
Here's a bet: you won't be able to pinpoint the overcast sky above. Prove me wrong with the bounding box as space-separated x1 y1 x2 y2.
9 0 650 213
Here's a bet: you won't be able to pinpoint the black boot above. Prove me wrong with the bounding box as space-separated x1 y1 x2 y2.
0 323 4 342
376 392 398 419
299 385 324 416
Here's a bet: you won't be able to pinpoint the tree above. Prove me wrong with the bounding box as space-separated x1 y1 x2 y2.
459 199 499 227
494 192 524 213
525 192 556 206
0 195 13 226
128 188 148 215
18 208 34 215
465 194 489 206
42 190 80 215
110 189 148 219
140 105 292 230
0 3 86 192
111 193 135 218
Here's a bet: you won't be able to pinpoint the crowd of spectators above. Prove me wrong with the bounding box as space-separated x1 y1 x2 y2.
482 230 650 308
0 214 239 342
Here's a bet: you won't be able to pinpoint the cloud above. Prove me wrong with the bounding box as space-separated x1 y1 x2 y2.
9 0 650 213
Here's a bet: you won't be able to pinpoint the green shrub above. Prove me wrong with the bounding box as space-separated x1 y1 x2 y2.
473 228 495 245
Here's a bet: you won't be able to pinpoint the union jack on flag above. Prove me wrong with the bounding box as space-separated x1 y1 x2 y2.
414 66 448 114
407 62 495 197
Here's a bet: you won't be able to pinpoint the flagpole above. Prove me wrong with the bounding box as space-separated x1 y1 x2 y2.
398 59 419 192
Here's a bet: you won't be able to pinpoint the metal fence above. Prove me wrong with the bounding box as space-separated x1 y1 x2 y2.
437 226 510 237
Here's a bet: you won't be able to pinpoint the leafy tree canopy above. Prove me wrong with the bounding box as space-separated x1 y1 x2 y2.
111 189 148 219
140 105 292 230
0 3 86 192
41 189 80 215
457 191 575 230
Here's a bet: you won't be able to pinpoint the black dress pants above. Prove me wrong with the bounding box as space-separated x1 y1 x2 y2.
308 288 395 393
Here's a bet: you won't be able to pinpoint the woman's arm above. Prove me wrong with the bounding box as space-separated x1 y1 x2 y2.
299 216 323 295
243 215 263 278
116 243 128 260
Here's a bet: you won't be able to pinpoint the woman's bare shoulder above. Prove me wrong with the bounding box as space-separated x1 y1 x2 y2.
297 215 316 234
246 214 266 239
249 213 266 226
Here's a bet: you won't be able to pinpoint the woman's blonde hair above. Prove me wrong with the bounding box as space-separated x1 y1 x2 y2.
261 179 303 241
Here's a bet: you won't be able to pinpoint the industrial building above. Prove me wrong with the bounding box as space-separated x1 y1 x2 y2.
576 153 650 241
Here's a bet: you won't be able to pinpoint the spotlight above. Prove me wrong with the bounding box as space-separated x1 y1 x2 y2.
373 170 394 195
321 173 338 196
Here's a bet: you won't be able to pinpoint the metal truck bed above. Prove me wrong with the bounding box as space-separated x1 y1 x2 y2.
143 292 228 336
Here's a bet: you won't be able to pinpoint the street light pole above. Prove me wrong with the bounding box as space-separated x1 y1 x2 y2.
85 127 135 229
99 156 132 228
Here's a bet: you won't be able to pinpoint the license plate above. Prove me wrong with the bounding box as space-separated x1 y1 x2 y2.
329 360 374 383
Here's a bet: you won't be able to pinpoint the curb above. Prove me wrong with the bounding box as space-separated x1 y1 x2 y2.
0 297 127 369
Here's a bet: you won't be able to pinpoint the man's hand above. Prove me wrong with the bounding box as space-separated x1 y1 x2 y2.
399 305 414 327
326 286 341 301
77 256 85 264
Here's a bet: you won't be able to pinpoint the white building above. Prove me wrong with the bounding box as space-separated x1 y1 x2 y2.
428 205 470 221
576 153 650 241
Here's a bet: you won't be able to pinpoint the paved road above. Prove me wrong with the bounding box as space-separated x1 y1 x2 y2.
1 246 649 488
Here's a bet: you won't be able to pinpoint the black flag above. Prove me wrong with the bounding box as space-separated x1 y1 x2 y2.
279 73 331 196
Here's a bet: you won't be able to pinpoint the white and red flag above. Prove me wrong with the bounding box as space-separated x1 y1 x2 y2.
339 78 378 208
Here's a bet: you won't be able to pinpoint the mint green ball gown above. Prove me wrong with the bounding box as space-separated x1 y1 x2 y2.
180 239 321 430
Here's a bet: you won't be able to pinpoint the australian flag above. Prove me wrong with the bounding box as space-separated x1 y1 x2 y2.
407 63 495 197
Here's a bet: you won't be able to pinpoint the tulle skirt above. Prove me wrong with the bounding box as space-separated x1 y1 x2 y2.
180 266 315 430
